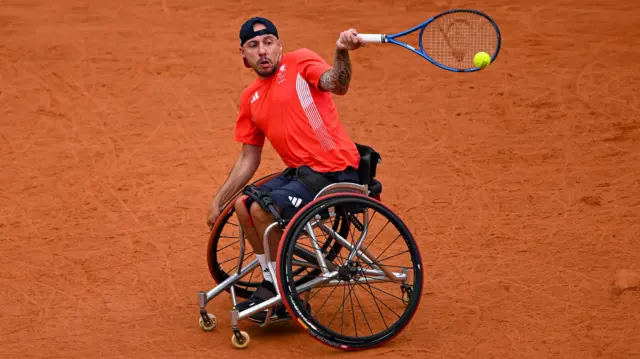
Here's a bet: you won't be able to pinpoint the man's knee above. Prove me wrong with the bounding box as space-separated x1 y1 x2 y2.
249 201 271 222
234 195 256 227
234 195 248 214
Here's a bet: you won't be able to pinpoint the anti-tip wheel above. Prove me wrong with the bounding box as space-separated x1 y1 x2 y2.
231 331 250 349
401 284 413 306
199 313 217 331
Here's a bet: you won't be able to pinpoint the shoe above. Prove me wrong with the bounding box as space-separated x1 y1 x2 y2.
247 304 291 324
234 281 292 324
235 280 277 312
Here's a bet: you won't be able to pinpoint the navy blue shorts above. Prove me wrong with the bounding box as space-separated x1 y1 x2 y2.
245 167 359 220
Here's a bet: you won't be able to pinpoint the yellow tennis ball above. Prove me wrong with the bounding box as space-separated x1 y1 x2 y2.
474 52 491 69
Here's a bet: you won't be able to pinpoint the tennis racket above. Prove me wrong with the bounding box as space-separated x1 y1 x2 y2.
357 9 501 72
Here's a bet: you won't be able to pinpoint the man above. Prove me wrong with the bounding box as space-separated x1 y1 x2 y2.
206 17 365 323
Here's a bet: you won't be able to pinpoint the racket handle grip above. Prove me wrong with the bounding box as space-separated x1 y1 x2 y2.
357 34 386 43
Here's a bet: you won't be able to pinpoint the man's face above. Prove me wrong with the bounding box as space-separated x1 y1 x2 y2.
240 23 282 77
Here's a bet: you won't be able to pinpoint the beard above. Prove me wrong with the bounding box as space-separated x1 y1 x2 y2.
254 65 277 77
252 55 280 78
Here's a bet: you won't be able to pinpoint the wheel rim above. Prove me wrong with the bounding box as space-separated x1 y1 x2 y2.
278 193 424 349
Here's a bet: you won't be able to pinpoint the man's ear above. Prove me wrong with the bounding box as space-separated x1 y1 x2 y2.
239 46 249 68
240 47 251 68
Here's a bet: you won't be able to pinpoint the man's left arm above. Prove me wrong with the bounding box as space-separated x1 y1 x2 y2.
318 29 364 95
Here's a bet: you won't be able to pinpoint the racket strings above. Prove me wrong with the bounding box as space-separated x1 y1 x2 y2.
422 12 499 70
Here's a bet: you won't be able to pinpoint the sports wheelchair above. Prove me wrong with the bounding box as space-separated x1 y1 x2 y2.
197 144 424 350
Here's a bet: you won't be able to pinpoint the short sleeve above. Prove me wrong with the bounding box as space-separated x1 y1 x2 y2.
295 48 332 90
234 91 265 147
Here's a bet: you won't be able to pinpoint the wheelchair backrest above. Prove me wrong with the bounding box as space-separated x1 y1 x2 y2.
355 143 382 185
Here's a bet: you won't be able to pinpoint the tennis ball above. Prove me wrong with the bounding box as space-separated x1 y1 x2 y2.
473 52 491 69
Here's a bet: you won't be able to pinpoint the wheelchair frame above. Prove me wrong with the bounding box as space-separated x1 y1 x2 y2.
197 145 421 350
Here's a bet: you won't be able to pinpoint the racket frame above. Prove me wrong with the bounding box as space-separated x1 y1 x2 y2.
358 9 502 72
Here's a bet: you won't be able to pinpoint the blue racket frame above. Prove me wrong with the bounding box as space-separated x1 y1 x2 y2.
371 9 502 72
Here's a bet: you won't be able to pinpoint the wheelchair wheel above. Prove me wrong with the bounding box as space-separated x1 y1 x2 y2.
276 193 423 350
207 173 349 299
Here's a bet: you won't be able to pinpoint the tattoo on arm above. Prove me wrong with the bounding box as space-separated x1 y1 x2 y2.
319 49 352 95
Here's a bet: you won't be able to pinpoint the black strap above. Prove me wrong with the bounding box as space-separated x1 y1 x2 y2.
242 185 285 227
281 167 296 178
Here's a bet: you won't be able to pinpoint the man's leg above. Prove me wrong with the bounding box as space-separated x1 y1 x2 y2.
235 178 317 322
231 202 285 320
234 195 280 283
249 202 283 276
231 174 292 316
233 174 291 284
232 195 283 316
250 178 317 278
233 195 263 254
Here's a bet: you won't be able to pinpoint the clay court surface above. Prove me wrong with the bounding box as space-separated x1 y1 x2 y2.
2 0 640 357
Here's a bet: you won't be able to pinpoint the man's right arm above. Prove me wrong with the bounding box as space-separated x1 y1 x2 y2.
207 144 262 227
318 28 365 95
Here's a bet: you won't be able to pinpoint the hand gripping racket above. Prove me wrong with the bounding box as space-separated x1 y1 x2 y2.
357 9 501 72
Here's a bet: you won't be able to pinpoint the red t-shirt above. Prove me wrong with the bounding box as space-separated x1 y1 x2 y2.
234 48 360 173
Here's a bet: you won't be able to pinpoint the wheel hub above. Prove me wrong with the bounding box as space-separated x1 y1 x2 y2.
337 260 361 281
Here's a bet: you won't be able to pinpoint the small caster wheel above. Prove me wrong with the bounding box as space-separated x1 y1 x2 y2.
199 313 217 331
231 331 250 349
401 284 413 306
402 291 411 306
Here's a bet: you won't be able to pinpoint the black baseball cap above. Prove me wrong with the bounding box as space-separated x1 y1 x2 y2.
239 17 279 46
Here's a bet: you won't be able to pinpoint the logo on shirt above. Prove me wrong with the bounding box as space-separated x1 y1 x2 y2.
277 65 286 84
250 91 260 104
